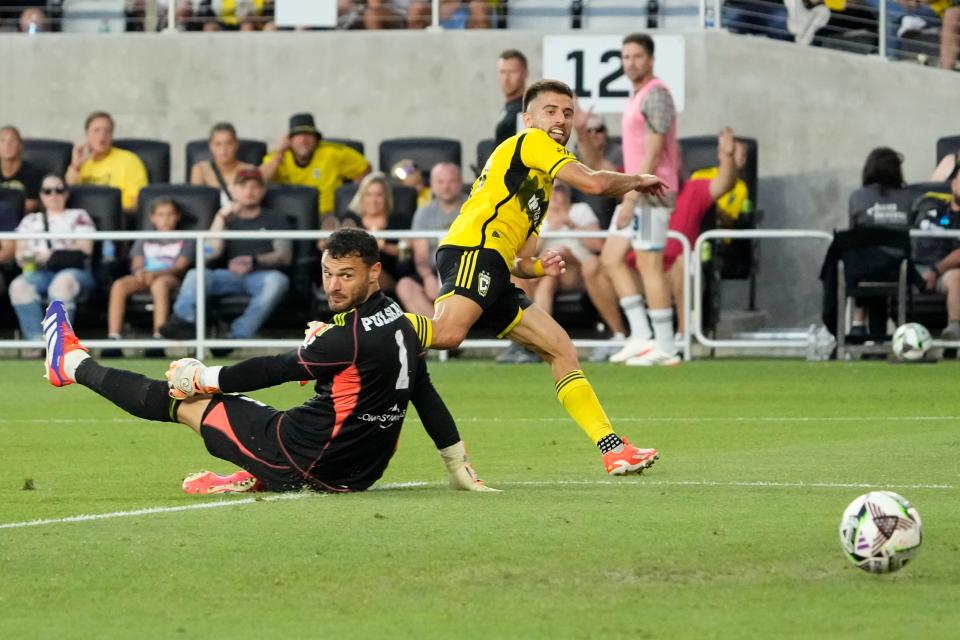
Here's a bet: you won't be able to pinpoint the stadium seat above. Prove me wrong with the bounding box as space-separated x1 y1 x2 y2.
679 134 761 336
475 138 496 176
113 138 171 184
334 182 419 230
22 138 72 177
207 185 319 333
0 187 25 221
902 182 951 334
64 185 122 327
935 136 960 164
378 137 462 180
183 139 268 182
820 227 912 359
326 138 366 156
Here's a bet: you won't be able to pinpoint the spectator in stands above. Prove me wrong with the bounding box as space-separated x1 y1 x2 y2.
601 33 681 367
0 203 16 298
159 168 291 351
932 0 960 70
864 0 942 59
66 111 149 216
932 145 960 182
190 122 255 206
104 198 194 356
339 0 406 28
10 175 96 358
664 128 746 338
0 125 44 213
530 182 615 343
573 110 623 172
18 7 45 33
723 0 791 41
391 159 431 209
395 162 465 316
784 0 830 46
407 0 489 29
260 113 370 229
340 172 405 296
911 172 960 340
845 146 913 337
494 49 528 145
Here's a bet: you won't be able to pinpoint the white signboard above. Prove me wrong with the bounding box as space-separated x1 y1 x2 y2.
542 34 685 115
276 0 337 28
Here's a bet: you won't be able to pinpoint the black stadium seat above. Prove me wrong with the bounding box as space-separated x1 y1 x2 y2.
334 182 419 230
0 187 26 220
113 138 171 184
137 184 220 233
935 135 960 164
22 138 72 177
64 185 122 327
183 138 268 181
475 138 496 175
378 137 462 181
325 137 365 156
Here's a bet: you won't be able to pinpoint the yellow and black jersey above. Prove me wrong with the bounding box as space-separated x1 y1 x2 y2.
440 127 576 266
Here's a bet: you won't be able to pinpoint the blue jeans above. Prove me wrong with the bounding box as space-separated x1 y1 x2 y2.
173 268 289 339
11 268 96 340
723 1 792 41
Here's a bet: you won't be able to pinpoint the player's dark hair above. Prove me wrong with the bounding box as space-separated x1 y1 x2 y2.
499 49 528 69
84 110 114 131
623 33 655 56
325 227 380 267
523 80 574 112
209 122 238 141
861 147 904 192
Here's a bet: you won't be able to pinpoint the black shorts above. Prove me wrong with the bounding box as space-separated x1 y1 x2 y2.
435 246 532 337
200 395 316 492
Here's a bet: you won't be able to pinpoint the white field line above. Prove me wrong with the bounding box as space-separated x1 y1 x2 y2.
0 479 952 531
1 415 958 426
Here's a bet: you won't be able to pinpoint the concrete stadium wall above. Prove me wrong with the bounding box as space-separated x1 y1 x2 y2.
0 30 956 328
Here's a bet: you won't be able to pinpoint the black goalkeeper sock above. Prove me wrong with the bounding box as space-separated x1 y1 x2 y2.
74 359 181 423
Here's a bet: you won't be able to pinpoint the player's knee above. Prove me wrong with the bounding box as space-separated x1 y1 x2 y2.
49 274 81 301
433 321 468 349
259 272 289 299
8 276 38 305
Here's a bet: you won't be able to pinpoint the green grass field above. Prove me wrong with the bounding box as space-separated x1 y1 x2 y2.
1 358 958 639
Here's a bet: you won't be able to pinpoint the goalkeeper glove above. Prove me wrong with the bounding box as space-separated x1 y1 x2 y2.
165 358 221 400
439 441 500 492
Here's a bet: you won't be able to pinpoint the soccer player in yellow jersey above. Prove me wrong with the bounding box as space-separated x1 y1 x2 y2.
405 79 667 475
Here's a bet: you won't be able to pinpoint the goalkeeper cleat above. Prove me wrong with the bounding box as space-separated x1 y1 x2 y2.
603 438 659 475
182 470 262 495
43 300 88 387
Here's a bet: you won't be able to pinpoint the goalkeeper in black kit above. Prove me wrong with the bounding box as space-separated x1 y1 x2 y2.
41 228 495 494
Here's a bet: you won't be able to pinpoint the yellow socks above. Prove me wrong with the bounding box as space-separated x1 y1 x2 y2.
555 370 614 443
404 313 433 349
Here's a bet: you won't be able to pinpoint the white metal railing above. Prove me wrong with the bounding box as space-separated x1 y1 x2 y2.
0 228 692 361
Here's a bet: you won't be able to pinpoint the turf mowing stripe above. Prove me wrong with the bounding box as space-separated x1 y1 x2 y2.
0 480 951 531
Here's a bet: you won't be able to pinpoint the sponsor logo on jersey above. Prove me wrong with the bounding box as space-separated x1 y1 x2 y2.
478 270 491 297
357 403 406 428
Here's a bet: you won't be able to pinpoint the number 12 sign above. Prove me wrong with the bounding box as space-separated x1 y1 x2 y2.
542 34 685 115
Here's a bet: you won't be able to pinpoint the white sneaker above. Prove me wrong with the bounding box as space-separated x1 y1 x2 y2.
608 337 655 363
625 347 681 367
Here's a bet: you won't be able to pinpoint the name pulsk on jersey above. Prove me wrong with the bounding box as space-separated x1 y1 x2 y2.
361 302 404 332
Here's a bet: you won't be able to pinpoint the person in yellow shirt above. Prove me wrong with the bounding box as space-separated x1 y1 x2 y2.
65 111 148 216
403 79 668 477
260 113 370 229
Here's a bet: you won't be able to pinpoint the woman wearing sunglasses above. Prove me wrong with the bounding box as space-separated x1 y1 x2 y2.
9 174 96 357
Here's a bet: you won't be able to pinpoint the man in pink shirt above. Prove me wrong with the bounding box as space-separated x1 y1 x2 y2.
601 33 682 366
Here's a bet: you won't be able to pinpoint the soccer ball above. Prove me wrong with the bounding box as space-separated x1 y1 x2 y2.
891 323 932 361
839 491 922 574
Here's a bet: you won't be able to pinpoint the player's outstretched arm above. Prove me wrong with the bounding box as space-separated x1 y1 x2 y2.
556 160 665 200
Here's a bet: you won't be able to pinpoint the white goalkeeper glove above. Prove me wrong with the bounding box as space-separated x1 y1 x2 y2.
165 358 221 400
439 441 500 492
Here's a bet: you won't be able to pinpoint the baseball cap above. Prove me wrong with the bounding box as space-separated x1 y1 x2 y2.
288 113 320 137
234 167 263 184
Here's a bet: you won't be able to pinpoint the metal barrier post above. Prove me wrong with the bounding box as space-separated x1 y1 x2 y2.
878 0 887 58
194 238 206 359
